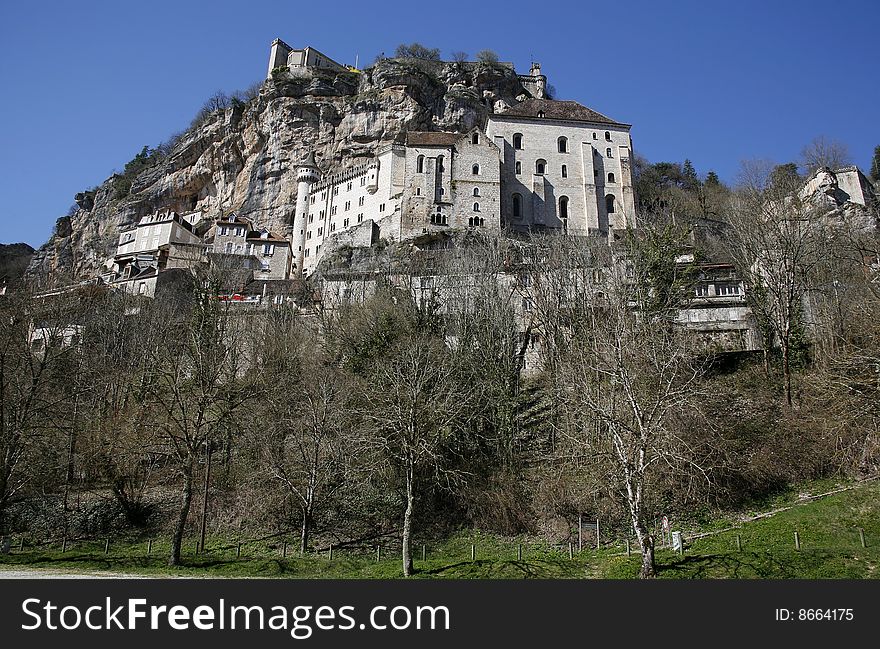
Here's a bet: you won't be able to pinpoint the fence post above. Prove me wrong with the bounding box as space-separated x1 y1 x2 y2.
329 544 333 560
421 545 426 562
236 542 242 558
61 537 67 553
625 539 631 556
147 539 152 555
596 519 600 550
376 545 380 563
518 544 522 561
470 544 475 561
104 538 110 554
568 542 573 559
283 542 288 558
794 532 800 551
578 514 583 553
19 538 24 552
736 535 742 551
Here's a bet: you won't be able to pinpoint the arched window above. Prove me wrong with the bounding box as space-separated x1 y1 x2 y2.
559 196 569 219
606 194 616 214
473 202 480 212
473 187 480 197
537 110 545 118
605 131 611 141
513 133 523 150
437 155 445 173
515 161 522 175
606 148 613 158
592 132 597 140
512 193 522 218
561 164 568 178
535 159 546 175
472 132 479 144
416 155 424 173
557 137 568 153
608 172 615 183
472 164 480 175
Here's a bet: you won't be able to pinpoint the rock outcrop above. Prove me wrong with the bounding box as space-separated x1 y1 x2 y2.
27 59 532 282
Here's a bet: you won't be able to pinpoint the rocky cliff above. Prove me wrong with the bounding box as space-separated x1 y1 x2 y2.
27 59 533 282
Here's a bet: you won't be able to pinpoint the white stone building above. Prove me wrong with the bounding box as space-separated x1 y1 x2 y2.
267 39 348 79
486 99 636 234
209 214 292 281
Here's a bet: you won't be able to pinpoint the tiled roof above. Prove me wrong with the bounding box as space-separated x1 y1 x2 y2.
405 131 461 147
498 99 627 126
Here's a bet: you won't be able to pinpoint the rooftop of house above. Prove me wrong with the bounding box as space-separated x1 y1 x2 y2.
405 131 463 148
496 99 628 127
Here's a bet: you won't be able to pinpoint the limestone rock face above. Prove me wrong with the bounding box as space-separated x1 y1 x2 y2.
27 60 530 282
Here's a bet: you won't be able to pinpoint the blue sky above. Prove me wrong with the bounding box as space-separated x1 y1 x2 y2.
1 0 877 246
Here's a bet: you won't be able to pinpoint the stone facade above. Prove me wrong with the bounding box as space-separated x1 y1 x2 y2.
210 215 292 281
486 99 635 234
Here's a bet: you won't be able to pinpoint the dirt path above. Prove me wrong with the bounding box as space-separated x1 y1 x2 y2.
0 567 175 579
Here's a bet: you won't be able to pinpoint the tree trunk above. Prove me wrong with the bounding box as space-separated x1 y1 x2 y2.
402 463 414 577
632 518 656 579
169 460 194 567
300 507 310 555
782 338 793 407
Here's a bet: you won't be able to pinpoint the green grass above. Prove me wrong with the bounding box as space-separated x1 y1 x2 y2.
3 478 879 579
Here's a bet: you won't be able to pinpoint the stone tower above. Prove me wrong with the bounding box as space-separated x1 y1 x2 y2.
292 151 320 274
530 63 546 99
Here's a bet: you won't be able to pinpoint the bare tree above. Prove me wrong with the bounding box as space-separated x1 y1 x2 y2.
450 51 468 63
728 164 829 406
475 49 500 64
800 136 851 176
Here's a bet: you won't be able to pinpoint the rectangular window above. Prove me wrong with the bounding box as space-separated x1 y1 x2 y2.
307 231 312 239
357 213 363 222
344 201 350 211
343 218 349 227
235 227 244 236
320 210 325 218
220 226 228 236
358 196 364 206
333 187 339 196
304 249 310 257
360 177 366 186
321 191 327 200
347 182 352 191
225 242 233 253
331 206 337 215
317 227 323 236
331 223 336 232
716 283 741 296
309 214 314 223
380 203 385 212
264 244 274 256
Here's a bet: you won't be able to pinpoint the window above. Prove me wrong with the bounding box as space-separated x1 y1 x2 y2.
360 177 366 186
515 161 522 175
559 196 569 219
225 242 233 254
310 196 315 204
358 196 364 206
321 191 327 200
220 226 228 236
437 155 444 173
317 227 323 236
333 187 338 195
343 218 349 227
537 110 545 118
235 227 244 237
473 187 480 197
308 214 314 223
331 206 337 215
417 155 424 173
606 148 613 158
558 136 568 153
468 216 485 227
320 210 325 218
416 188 421 195
512 193 522 218
344 201 350 211
605 131 611 141
304 249 310 258
592 132 597 140
608 172 615 183
331 223 336 232
606 195 616 214
695 284 709 297
513 133 523 150
472 164 480 175
307 231 312 239
561 164 568 178
380 203 386 212
358 213 363 222
263 244 274 256
716 283 741 296
473 202 480 212
346 182 352 191
472 132 479 144
535 159 546 175
139 282 147 295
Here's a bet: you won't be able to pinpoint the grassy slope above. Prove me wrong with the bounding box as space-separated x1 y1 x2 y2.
2 479 878 579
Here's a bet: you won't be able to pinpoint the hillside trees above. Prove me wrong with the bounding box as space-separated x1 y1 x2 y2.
728 163 830 406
